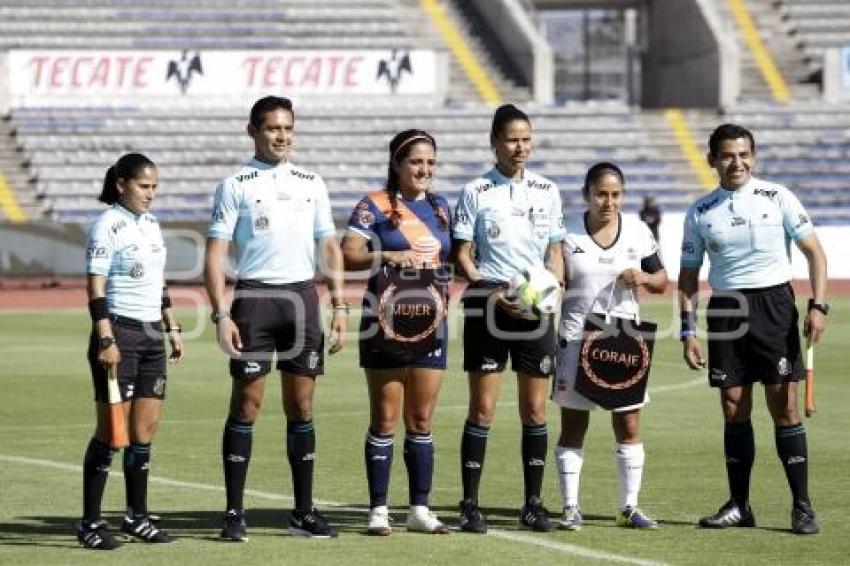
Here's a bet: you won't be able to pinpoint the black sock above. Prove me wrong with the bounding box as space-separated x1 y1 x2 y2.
123 442 151 517
287 420 315 512
460 421 489 503
365 429 394 508
724 421 755 508
404 431 434 506
775 423 810 506
522 423 548 502
222 417 253 512
82 437 114 522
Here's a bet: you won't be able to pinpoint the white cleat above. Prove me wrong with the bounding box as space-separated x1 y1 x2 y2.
367 506 392 536
406 505 449 534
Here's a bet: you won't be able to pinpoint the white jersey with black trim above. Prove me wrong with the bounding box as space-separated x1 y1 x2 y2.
560 213 660 341
452 166 566 283
680 177 814 290
207 158 336 284
86 204 166 322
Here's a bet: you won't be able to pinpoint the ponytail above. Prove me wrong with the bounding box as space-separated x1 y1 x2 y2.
98 152 156 204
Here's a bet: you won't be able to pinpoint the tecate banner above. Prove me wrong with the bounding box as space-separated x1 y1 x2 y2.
6 49 441 101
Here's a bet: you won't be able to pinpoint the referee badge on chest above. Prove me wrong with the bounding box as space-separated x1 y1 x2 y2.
252 199 270 232
254 215 269 231
129 261 145 279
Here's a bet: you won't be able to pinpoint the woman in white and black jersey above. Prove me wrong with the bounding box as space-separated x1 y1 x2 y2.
78 153 184 550
553 162 667 531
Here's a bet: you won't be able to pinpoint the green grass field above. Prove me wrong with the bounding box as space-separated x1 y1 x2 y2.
1 298 848 565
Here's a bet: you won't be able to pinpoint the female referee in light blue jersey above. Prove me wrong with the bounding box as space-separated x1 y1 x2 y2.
453 104 565 534
78 153 184 550
341 129 451 536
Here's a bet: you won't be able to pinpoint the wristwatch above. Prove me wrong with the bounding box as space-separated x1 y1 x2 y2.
211 310 231 324
807 299 829 316
98 336 116 350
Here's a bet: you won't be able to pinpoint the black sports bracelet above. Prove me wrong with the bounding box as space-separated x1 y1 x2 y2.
88 297 109 321
161 288 172 310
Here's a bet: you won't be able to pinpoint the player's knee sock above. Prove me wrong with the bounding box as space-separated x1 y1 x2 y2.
724 420 755 507
365 429 394 508
83 437 114 522
404 431 434 506
522 423 548 502
775 423 809 505
615 442 645 510
123 442 151 517
460 421 489 503
222 417 253 512
286 420 315 512
555 444 583 508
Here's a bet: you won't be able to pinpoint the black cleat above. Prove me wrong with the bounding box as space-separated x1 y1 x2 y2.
458 499 488 534
288 508 338 539
77 520 122 550
791 501 819 535
698 500 756 529
220 509 248 542
520 497 554 532
120 514 173 543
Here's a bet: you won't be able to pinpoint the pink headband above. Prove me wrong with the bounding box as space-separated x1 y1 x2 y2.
391 134 434 161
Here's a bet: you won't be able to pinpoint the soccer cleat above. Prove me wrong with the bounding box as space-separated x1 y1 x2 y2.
458 499 488 534
120 514 174 543
288 508 339 539
791 501 819 535
698 500 756 529
616 507 659 529
220 509 248 542
367 506 392 536
558 505 583 531
406 505 449 534
520 497 554 532
77 520 122 550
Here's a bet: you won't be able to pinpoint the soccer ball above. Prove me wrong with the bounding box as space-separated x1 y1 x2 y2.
508 266 561 320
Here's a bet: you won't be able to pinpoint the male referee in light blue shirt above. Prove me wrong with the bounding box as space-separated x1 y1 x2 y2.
679 123 828 535
204 96 348 541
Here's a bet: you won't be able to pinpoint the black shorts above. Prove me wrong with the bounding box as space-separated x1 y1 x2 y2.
229 280 324 379
88 315 166 402
359 318 448 369
706 283 803 388
461 283 555 376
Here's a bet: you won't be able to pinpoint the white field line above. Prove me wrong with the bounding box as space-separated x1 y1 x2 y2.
0 379 704 433
489 529 669 566
0 453 669 565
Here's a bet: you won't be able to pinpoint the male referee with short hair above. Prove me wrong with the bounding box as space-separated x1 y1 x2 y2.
205 95 347 540
679 123 827 535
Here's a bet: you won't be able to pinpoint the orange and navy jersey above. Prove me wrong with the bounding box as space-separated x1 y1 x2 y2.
347 190 451 265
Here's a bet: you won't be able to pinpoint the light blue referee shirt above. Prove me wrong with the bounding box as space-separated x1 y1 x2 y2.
86 204 166 322
680 177 814 290
207 158 336 284
453 166 566 283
